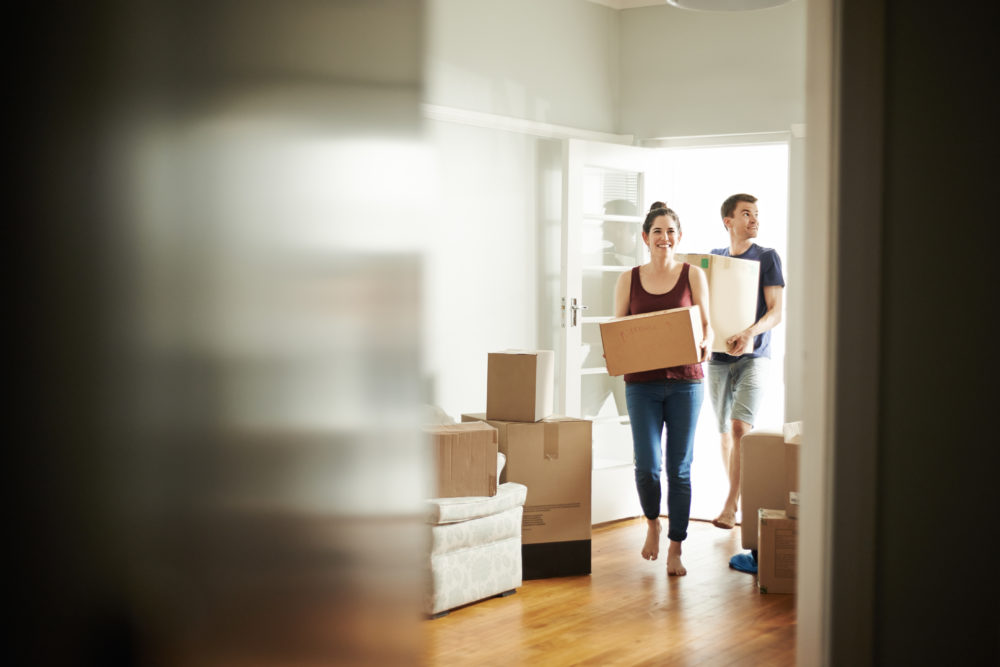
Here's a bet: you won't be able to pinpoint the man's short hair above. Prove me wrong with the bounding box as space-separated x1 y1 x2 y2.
721 193 758 220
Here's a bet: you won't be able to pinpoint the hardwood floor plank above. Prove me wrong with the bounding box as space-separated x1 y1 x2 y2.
425 518 796 666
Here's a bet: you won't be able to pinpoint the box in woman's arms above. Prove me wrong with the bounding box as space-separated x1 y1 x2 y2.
599 305 703 377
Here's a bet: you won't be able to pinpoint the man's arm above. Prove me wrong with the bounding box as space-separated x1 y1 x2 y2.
725 285 783 355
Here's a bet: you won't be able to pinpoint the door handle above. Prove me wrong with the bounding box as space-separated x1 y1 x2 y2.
561 297 589 327
569 297 588 327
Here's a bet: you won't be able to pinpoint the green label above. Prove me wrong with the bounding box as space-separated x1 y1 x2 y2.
701 258 709 268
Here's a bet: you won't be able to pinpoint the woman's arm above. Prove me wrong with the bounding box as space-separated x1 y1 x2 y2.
613 269 632 318
689 265 714 362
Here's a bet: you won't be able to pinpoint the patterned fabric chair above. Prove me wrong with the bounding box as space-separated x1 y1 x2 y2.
425 477 527 618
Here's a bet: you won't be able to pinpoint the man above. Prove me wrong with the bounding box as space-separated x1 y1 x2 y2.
708 193 785 530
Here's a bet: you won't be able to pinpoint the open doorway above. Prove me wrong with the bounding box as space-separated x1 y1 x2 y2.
655 140 791 521
563 137 791 524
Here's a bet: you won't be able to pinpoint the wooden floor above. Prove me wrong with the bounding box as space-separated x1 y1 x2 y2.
424 518 795 666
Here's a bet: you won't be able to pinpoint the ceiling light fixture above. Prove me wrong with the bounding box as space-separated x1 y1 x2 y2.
666 0 796 11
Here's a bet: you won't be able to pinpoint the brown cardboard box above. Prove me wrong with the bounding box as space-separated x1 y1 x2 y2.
757 508 797 594
784 422 802 518
486 350 554 422
740 429 787 552
599 305 703 377
462 412 592 579
425 422 498 498
677 253 759 355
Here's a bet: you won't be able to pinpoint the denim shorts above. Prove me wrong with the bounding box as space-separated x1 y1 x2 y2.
707 356 770 433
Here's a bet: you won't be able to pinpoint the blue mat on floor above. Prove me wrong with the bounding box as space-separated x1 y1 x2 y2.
729 552 757 574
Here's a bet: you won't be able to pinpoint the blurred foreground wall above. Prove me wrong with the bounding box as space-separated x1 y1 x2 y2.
10 2 430 665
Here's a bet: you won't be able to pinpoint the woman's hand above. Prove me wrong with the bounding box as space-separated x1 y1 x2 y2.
700 327 714 363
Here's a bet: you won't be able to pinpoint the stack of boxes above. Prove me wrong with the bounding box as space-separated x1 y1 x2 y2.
463 349 593 579
745 422 803 595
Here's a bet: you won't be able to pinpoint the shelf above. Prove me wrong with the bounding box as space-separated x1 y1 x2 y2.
582 213 643 224
593 456 633 471
583 415 630 425
583 264 631 273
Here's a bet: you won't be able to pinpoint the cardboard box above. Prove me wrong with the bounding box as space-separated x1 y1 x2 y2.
740 429 787 552
757 508 797 594
425 422 498 498
487 350 554 422
463 412 592 579
599 305 703 377
784 421 802 518
677 253 759 354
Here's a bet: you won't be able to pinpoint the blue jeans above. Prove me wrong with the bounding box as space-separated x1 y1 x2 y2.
626 379 704 542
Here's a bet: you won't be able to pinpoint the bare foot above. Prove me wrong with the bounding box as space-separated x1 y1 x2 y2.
712 508 737 530
641 518 661 560
667 540 687 576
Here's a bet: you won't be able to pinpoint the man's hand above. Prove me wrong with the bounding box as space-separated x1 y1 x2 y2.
726 330 752 356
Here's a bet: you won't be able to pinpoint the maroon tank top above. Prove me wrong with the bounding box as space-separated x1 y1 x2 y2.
623 263 704 384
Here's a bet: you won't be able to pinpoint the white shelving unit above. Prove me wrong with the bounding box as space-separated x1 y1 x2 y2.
559 138 664 524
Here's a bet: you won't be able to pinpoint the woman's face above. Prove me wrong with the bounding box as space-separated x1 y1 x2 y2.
643 214 681 257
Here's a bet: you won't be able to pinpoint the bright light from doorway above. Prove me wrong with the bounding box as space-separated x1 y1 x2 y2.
658 141 790 522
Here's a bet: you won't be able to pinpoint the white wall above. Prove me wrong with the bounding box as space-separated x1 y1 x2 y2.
427 0 620 133
423 0 621 418
619 1 807 137
421 121 562 416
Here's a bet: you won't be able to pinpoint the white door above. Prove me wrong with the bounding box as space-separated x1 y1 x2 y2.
560 138 663 524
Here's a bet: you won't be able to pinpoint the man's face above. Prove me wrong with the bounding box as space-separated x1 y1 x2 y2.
725 202 759 240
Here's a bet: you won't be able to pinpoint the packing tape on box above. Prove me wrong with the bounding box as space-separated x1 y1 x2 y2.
544 422 559 460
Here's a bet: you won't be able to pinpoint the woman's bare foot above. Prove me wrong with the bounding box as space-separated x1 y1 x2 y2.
667 540 687 576
641 518 661 560
712 507 737 530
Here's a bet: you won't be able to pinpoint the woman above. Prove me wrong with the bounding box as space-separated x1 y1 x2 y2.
612 202 713 576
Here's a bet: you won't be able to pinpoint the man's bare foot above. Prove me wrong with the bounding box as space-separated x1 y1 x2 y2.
641 518 661 560
667 540 687 576
712 508 737 530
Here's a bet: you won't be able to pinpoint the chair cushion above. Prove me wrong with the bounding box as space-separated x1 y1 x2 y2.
430 504 522 555
427 482 527 525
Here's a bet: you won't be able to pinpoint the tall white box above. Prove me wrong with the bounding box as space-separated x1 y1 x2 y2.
677 253 759 355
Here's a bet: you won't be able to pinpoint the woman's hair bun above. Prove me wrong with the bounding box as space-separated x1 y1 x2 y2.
649 201 668 212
